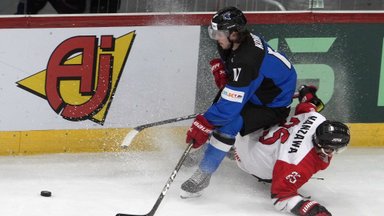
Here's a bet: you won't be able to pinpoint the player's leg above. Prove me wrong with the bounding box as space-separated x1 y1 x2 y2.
180 117 243 198
183 144 208 167
180 104 289 198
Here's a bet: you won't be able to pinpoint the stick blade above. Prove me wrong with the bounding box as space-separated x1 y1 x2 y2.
120 129 140 148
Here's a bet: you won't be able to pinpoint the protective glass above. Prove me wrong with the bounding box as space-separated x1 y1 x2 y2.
208 25 229 40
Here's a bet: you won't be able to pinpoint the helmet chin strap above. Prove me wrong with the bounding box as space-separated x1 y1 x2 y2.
320 147 334 157
314 143 334 157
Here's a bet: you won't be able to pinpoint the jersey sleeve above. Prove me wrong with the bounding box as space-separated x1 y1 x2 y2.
204 52 263 126
295 102 317 115
271 149 331 213
204 73 263 126
204 35 266 126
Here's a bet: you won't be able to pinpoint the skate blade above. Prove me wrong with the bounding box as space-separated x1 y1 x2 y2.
180 190 202 199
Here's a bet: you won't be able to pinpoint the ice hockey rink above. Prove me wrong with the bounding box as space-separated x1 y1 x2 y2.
0 139 383 216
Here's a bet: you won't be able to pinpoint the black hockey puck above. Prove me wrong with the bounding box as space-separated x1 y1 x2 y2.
40 190 52 197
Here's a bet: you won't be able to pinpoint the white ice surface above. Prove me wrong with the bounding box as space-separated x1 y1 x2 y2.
0 146 383 216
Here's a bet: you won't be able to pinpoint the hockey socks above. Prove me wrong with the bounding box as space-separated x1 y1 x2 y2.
199 132 234 174
199 144 227 173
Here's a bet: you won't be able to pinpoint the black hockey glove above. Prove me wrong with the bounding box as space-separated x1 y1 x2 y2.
298 85 324 112
291 200 332 216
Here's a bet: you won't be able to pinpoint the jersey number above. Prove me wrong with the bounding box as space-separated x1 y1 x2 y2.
233 68 241 81
259 117 300 145
267 47 292 69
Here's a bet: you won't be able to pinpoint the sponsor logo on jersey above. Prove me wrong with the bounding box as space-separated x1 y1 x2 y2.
288 115 318 153
221 87 244 103
16 32 135 125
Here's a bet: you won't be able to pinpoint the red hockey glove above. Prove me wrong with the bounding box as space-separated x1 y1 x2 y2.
210 58 228 89
291 200 332 216
295 102 317 115
186 114 214 148
297 85 325 112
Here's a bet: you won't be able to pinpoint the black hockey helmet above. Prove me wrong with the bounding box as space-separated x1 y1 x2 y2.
313 120 350 155
208 6 247 40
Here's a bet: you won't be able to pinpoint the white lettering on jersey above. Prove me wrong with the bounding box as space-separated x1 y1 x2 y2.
233 68 241 81
221 87 244 103
280 113 326 165
251 33 264 50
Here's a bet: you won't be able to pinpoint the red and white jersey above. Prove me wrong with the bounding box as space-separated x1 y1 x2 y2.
234 110 331 213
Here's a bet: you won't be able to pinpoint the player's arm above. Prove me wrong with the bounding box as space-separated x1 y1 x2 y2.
185 64 257 148
271 160 310 213
186 49 262 148
204 64 262 126
271 160 331 216
295 85 324 115
185 83 256 148
294 85 325 115
204 43 264 126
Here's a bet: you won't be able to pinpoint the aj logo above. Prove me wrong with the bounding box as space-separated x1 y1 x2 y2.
17 31 136 125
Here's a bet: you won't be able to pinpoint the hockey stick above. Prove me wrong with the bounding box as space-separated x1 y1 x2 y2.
116 142 194 216
120 113 199 148
311 177 325 180
120 89 223 148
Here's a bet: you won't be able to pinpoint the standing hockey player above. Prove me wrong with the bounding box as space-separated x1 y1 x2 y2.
233 92 349 216
181 6 298 197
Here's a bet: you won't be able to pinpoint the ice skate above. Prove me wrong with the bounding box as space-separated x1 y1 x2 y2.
180 168 211 199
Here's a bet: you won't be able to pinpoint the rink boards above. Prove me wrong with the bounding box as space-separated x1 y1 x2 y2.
0 12 384 155
0 124 382 155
